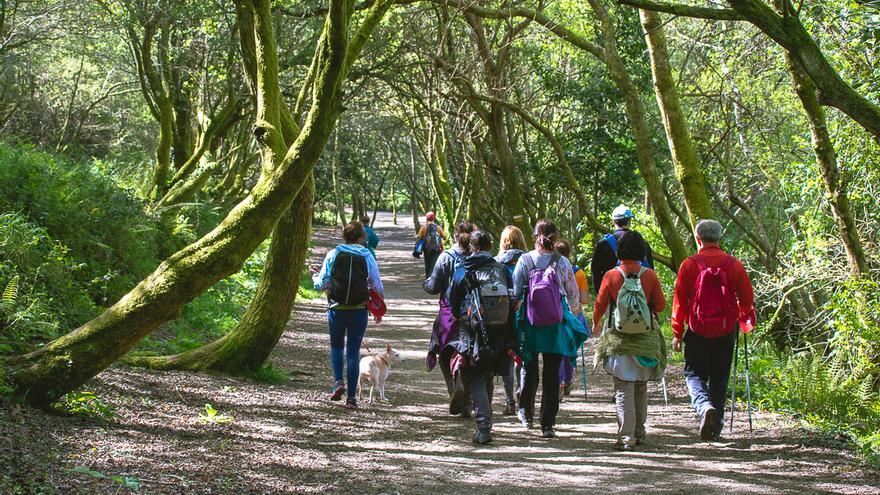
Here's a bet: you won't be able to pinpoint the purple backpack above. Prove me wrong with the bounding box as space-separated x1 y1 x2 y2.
526 252 563 326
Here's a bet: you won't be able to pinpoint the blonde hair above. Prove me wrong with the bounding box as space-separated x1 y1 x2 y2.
499 225 527 252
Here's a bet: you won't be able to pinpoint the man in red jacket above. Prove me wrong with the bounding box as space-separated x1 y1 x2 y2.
671 219 755 441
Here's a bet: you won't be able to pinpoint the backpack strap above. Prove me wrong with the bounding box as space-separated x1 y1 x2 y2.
720 254 736 271
548 252 562 271
603 233 617 255
690 254 708 271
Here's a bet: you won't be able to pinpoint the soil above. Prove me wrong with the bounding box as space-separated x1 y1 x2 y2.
2 213 879 494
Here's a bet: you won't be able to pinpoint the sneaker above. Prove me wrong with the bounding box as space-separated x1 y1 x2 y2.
542 427 556 439
343 398 358 410
329 381 345 401
700 407 718 441
472 427 493 445
503 402 517 416
517 408 532 429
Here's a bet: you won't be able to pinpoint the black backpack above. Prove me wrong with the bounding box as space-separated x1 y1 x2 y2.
464 262 512 328
328 251 369 306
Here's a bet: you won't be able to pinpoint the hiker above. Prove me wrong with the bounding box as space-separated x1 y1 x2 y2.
590 205 655 294
424 220 477 418
361 215 380 259
554 239 591 400
671 219 755 441
495 225 528 416
415 212 447 278
448 231 517 444
311 221 384 410
512 219 588 438
592 230 667 450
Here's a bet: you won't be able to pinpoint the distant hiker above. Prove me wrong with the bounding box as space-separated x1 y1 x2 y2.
311 221 385 410
590 205 655 295
592 230 667 450
512 219 588 438
424 221 477 418
415 212 447 278
495 225 528 415
361 215 380 259
448 231 517 444
671 219 755 441
554 239 591 400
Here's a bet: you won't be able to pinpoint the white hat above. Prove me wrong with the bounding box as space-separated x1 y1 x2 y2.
612 205 634 221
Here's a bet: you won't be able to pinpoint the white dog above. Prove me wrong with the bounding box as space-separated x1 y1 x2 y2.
358 344 404 404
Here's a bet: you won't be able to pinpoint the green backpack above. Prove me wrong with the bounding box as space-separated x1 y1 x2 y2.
610 267 652 334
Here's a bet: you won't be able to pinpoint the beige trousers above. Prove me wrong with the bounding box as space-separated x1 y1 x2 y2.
613 378 648 445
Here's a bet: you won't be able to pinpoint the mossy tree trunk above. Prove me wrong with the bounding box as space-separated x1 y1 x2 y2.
639 9 713 229
4 0 355 407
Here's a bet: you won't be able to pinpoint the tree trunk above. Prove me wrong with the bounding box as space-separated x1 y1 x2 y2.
780 26 868 277
3 0 354 407
639 9 714 227
127 175 315 372
150 98 174 199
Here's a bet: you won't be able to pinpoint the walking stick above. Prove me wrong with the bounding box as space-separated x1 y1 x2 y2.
744 332 753 432
729 332 740 434
660 376 669 407
580 342 588 398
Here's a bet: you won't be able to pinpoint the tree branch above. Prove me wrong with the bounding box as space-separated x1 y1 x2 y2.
617 0 746 20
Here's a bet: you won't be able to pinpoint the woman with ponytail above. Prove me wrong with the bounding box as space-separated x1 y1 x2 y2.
511 219 586 438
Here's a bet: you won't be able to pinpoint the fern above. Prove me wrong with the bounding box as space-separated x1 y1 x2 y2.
1 275 19 307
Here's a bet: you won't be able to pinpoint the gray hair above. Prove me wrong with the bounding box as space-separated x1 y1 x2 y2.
695 219 723 243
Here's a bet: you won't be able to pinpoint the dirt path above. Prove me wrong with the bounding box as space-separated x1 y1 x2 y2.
2 213 879 494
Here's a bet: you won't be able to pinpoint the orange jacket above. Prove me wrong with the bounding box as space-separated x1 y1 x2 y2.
671 245 755 339
593 260 666 329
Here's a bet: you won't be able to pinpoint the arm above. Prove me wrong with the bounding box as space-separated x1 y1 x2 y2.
575 270 591 305
511 254 530 301
645 242 656 270
560 258 581 315
312 250 336 291
734 259 755 321
592 271 615 331
646 270 667 314
437 226 447 240
416 225 426 240
670 258 694 340
366 252 384 297
423 251 450 295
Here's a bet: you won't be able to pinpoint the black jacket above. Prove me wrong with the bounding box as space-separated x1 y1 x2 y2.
423 247 465 300
448 251 516 373
590 229 655 294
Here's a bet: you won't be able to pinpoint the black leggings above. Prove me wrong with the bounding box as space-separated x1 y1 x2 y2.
519 353 563 428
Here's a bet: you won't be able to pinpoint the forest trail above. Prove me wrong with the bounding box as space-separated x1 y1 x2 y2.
3 212 879 494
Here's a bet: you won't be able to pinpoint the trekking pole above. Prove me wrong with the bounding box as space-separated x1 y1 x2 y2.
580 342 588 398
744 331 753 432
729 332 740 434
660 376 669 407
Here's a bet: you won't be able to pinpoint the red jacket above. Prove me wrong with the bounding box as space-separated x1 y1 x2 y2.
593 260 666 330
671 245 755 339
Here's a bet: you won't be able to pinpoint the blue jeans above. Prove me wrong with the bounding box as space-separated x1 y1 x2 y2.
683 329 738 430
328 308 368 400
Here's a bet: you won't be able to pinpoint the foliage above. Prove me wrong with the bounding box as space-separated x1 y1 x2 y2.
197 403 233 425
68 466 140 491
52 391 117 422
248 363 291 384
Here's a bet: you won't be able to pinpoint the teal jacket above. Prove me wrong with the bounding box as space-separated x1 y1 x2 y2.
516 297 588 366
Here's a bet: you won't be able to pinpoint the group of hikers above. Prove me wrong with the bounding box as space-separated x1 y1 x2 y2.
311 207 755 449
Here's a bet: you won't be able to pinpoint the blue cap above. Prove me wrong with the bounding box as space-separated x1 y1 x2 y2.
612 205 634 221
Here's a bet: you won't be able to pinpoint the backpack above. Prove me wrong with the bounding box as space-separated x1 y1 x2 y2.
424 223 442 253
327 251 370 306
500 250 523 277
604 233 649 268
610 267 652 334
525 252 563 327
465 262 511 327
687 254 739 337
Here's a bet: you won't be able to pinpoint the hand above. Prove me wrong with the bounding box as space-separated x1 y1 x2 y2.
373 314 383 324
308 264 320 274
672 337 682 353
592 321 602 337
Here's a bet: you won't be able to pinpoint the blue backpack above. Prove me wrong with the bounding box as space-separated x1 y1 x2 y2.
604 233 649 268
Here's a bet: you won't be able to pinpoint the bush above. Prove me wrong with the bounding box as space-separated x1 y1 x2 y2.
0 142 162 306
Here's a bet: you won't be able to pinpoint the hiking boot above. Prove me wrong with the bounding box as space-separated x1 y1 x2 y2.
503 401 517 416
329 381 345 401
517 408 532 429
700 407 718 441
542 427 556 439
343 398 358 410
473 424 493 445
